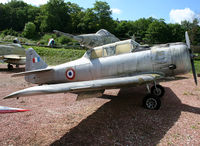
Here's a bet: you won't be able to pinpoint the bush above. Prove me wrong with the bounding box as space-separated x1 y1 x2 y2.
39 33 76 46
1 29 20 37
22 22 36 39
0 35 36 44
56 35 71 44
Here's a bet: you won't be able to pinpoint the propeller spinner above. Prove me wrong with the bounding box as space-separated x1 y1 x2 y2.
185 31 198 85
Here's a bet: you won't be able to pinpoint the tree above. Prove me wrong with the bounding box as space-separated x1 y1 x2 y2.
77 8 99 33
92 1 115 32
181 19 200 45
2 0 39 31
67 2 83 33
168 23 185 42
22 22 36 39
133 17 156 43
144 19 169 44
114 21 129 38
38 0 71 32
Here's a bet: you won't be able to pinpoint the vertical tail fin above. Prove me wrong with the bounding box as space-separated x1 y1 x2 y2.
25 48 47 71
25 48 48 84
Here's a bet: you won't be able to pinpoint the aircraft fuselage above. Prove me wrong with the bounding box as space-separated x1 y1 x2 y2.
29 42 191 85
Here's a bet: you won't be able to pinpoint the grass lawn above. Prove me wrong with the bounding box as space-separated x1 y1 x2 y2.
194 60 200 74
23 45 86 65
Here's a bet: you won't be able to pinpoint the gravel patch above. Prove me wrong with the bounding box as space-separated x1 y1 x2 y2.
0 64 200 145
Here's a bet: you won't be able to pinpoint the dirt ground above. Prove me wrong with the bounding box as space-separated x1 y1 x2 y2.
0 64 200 146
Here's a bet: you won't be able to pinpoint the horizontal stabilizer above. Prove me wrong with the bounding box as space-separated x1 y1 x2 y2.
0 106 30 114
12 68 53 77
4 74 162 99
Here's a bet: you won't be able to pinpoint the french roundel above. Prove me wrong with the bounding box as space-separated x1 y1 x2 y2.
66 68 75 80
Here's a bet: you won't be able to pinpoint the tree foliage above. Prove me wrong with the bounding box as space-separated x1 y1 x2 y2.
22 22 36 38
38 0 71 33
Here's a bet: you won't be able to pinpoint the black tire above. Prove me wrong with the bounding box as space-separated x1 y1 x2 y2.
151 85 165 97
143 94 161 110
7 64 13 70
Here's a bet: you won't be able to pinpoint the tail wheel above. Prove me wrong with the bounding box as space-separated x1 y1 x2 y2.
151 85 165 97
143 94 161 110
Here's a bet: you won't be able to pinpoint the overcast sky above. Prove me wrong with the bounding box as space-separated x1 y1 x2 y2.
0 0 199 24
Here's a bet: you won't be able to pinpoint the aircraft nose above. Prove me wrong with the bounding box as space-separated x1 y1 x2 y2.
171 45 191 75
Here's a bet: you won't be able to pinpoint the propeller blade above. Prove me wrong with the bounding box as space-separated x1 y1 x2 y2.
185 31 191 49
185 31 198 85
191 58 198 85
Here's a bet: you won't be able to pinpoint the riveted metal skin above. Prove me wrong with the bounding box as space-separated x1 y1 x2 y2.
5 40 192 99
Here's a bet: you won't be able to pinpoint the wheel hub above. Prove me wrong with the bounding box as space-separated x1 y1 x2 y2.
146 98 157 109
153 88 161 96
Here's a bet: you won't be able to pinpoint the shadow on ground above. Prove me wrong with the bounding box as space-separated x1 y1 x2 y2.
0 66 25 73
51 86 200 145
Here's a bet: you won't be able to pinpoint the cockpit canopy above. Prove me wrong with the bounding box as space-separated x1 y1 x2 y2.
84 39 139 59
96 29 112 36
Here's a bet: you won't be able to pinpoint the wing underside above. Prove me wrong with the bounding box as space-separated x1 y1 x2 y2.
4 74 162 99
0 55 25 60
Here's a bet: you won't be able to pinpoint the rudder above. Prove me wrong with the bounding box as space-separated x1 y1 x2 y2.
25 48 47 71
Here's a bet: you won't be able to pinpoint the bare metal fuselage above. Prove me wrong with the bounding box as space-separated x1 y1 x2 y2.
29 42 191 85
0 43 26 65
0 44 25 56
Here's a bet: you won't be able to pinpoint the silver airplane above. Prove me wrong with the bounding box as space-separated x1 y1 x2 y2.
4 32 197 110
0 43 26 69
54 29 140 48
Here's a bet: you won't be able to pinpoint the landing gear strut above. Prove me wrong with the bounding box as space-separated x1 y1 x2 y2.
151 84 165 98
143 83 165 110
7 64 13 70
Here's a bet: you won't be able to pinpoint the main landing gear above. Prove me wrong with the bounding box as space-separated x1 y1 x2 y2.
7 64 13 70
7 64 20 70
143 83 165 110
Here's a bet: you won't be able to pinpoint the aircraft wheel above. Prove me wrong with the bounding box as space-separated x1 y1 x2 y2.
151 85 165 97
16 64 19 68
8 64 13 70
143 94 161 110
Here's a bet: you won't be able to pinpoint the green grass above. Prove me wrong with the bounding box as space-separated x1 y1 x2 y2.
194 60 200 74
23 45 86 65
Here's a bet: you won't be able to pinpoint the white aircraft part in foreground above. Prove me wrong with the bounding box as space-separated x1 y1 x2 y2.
0 106 30 113
4 32 197 110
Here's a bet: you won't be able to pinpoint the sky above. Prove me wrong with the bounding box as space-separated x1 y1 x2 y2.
0 0 200 24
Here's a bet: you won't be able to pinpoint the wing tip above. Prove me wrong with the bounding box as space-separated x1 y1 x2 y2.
0 106 30 114
0 109 30 114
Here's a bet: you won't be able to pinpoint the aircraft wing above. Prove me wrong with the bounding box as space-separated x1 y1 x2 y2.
4 74 163 99
0 55 25 60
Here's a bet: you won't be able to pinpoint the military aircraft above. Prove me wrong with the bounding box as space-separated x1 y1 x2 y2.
54 29 140 48
0 43 26 70
4 32 197 110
